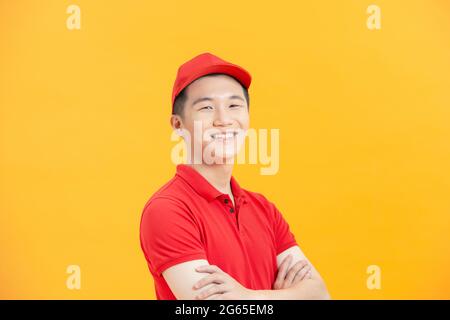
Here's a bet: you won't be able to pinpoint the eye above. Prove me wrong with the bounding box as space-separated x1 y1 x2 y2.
229 104 242 108
199 106 213 110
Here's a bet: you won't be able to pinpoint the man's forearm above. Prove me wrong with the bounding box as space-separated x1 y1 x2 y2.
251 279 331 300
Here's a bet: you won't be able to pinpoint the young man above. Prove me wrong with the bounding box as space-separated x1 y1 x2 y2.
140 52 330 300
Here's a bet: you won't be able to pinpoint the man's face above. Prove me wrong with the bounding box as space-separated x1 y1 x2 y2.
172 74 249 164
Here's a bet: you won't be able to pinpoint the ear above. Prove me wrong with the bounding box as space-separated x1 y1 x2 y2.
170 114 183 131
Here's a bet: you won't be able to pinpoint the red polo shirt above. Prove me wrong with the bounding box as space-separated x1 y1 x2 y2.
139 164 298 300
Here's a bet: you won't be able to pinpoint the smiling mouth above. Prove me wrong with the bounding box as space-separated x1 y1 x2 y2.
210 132 238 140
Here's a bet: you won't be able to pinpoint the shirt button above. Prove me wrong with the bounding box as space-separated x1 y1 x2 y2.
229 208 234 213
224 199 229 204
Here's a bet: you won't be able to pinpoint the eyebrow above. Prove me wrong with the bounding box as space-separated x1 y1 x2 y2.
191 95 245 107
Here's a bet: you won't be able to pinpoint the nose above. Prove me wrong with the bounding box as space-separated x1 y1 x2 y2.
212 104 233 127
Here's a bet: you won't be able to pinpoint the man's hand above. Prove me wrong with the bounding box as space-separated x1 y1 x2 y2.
193 265 257 300
273 254 312 290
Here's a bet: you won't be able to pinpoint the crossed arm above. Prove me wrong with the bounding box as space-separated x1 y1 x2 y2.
161 245 331 300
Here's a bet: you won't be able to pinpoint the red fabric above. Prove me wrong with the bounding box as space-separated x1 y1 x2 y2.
171 52 252 112
139 164 298 300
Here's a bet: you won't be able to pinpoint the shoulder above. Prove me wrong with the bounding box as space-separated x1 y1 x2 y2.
140 175 197 228
141 174 192 213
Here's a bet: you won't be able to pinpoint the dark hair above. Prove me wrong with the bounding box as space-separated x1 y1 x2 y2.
172 73 250 117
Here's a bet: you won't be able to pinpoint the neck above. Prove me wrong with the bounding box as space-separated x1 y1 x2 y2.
188 163 233 194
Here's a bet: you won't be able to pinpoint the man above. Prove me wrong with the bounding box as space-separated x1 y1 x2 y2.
140 52 330 300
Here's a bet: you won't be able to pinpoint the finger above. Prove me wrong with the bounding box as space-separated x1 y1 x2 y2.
278 255 294 277
276 254 294 289
206 293 223 300
195 284 226 300
195 265 222 274
193 273 224 290
284 260 309 286
273 255 292 289
293 265 312 283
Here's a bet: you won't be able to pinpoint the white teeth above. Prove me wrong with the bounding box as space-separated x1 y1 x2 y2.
211 132 236 139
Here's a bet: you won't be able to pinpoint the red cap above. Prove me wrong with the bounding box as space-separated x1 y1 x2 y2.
171 52 252 113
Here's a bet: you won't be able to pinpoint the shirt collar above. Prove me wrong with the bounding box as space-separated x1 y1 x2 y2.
176 164 246 203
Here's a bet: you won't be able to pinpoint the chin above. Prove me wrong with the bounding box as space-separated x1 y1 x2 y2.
202 149 237 165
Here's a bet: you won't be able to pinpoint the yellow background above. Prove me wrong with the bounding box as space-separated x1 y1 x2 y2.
1 0 449 299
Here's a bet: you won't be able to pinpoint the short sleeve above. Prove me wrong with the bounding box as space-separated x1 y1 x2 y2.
270 201 298 255
139 197 207 276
